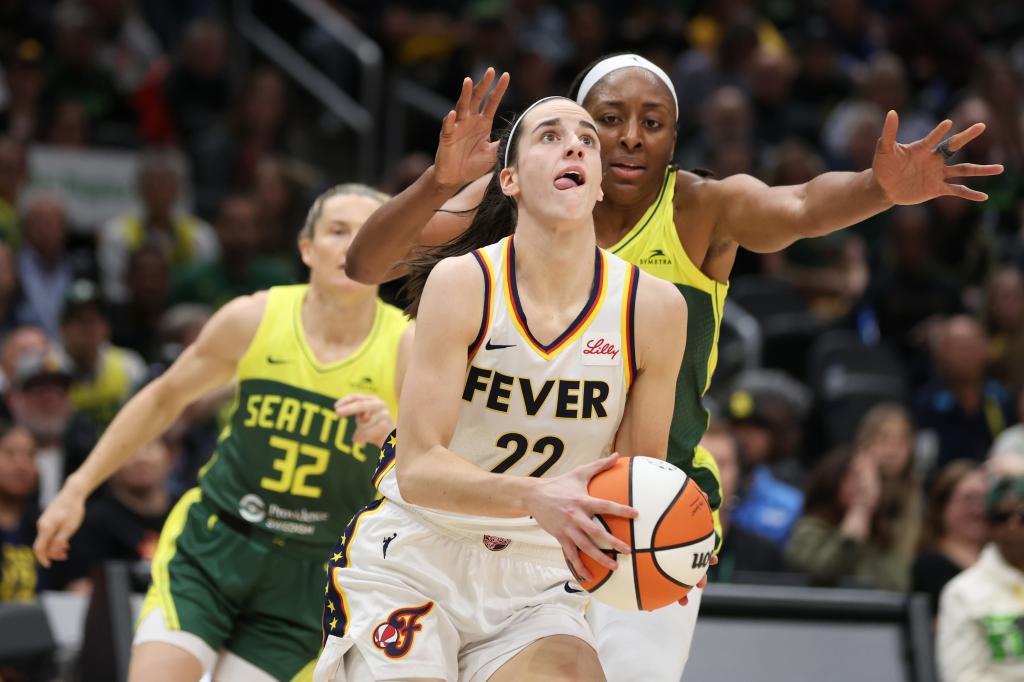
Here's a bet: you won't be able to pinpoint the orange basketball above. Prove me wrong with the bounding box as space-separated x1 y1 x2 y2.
570 456 715 611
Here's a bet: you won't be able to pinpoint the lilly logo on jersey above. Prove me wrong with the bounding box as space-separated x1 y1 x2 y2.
581 332 621 366
372 602 434 658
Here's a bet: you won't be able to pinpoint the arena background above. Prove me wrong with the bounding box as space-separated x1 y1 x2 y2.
0 0 1023 680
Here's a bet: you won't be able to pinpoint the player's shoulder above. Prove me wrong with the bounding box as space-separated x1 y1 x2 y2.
203 291 269 342
426 252 488 290
632 269 687 340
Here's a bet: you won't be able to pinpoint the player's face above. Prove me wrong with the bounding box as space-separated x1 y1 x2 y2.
500 100 604 226
582 68 678 202
300 194 380 296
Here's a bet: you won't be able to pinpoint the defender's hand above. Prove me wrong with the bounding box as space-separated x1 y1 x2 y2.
435 67 510 187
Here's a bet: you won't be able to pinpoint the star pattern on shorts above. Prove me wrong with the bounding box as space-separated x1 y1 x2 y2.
327 600 336 613
388 434 397 448
331 551 343 562
330 617 338 631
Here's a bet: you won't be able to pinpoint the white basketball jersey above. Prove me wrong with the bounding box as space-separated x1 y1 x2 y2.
377 236 641 544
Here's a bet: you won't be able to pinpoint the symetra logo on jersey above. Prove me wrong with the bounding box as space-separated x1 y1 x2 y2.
372 602 434 658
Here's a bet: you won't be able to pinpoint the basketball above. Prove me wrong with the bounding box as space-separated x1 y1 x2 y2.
573 456 716 611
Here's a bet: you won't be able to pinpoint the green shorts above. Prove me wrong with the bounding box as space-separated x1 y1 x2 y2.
140 488 328 681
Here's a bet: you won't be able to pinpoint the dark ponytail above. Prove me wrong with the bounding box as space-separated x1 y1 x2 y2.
399 115 526 317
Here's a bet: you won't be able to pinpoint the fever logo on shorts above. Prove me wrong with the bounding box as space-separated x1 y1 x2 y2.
372 602 434 658
482 534 511 551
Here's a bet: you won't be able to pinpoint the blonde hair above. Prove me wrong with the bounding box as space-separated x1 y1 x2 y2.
298 183 389 242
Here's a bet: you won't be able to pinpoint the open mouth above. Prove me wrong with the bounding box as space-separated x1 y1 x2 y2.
554 167 586 190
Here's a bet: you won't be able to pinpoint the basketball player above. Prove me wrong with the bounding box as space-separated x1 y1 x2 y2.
342 58 1002 680
34 185 414 682
315 97 687 682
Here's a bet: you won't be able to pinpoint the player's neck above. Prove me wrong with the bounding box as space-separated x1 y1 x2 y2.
592 177 664 248
512 215 596 307
302 284 377 348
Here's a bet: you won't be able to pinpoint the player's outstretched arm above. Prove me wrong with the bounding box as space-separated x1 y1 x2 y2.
395 256 635 579
34 293 265 567
614 274 687 459
345 68 507 284
714 111 1004 254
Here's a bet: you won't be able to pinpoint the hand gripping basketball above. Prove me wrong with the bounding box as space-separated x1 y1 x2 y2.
573 456 716 611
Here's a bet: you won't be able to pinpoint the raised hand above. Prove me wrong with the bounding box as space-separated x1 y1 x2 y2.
872 110 1004 205
525 453 637 582
435 67 510 188
334 394 396 446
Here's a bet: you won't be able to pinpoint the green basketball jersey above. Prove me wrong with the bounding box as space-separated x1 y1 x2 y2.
608 169 727 527
199 285 409 549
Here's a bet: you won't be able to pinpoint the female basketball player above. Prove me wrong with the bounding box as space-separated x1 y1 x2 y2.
315 97 687 682
342 57 1003 680
34 185 414 682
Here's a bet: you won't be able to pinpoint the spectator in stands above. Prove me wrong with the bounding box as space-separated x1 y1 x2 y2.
0 421 41 602
86 0 163 95
856 403 923 565
914 315 1013 470
252 155 314 258
15 191 75 337
0 242 23 335
701 421 788 584
0 325 47 401
984 267 1024 391
867 205 963 381
0 38 46 143
60 280 146 428
787 447 912 590
48 436 174 594
171 194 295 309
912 461 987 616
108 245 170 362
725 379 806 547
937 474 1024 681
680 85 753 172
990 385 1024 461
162 18 229 146
5 348 97 505
0 136 27 247
192 67 311 210
929 184 998 294
97 149 217 303
46 0 131 138
44 96 91 147
744 47 799 147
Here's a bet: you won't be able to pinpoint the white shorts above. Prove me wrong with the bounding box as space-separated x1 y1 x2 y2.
315 500 594 682
586 588 702 682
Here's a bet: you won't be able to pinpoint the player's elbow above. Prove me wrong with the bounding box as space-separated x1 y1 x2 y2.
344 253 385 285
394 452 430 506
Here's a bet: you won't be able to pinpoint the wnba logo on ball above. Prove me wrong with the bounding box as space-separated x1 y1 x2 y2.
691 552 712 570
372 602 434 658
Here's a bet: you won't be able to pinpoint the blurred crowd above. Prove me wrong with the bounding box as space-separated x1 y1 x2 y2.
1 0 1024 678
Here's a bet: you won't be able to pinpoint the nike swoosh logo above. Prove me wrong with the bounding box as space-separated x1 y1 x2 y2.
485 340 515 350
563 582 584 594
267 356 290 364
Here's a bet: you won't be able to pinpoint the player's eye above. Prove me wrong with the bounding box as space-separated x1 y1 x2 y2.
541 132 558 142
600 115 619 125
644 119 662 129
580 134 595 146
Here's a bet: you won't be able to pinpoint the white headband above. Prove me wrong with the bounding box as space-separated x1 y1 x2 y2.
575 54 678 121
503 96 565 168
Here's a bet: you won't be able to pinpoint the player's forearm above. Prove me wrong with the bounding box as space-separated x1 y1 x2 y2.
345 165 461 284
64 380 185 498
792 169 892 239
396 445 533 517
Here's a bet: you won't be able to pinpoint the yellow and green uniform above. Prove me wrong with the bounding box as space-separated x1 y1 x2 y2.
141 285 409 681
608 167 727 548
69 345 146 428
